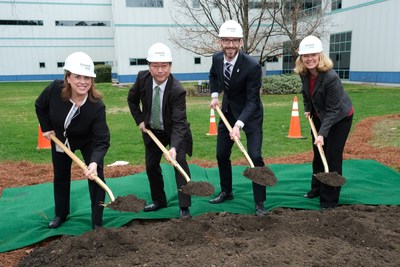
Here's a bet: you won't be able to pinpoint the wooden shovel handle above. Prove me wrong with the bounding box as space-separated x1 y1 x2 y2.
49 134 115 202
146 129 191 183
215 106 255 168
308 117 329 173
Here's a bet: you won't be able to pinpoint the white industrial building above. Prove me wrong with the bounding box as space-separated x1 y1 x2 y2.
0 0 399 84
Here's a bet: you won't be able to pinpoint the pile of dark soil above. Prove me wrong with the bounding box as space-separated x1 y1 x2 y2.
0 114 399 267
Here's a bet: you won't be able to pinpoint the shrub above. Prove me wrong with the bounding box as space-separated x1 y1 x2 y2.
262 74 302 94
94 64 112 83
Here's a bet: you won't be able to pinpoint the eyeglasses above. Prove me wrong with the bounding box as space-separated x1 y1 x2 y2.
221 38 241 45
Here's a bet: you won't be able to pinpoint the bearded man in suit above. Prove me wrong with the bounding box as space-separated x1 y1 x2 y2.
208 20 268 216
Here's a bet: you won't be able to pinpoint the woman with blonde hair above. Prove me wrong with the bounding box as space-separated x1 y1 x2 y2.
294 36 354 209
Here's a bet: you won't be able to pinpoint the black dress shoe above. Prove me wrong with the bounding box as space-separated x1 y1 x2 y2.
179 208 191 219
320 203 337 210
143 202 167 212
48 216 66 228
255 202 268 216
303 190 320 198
209 191 233 204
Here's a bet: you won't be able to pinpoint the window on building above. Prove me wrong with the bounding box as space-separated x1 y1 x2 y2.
57 62 64 68
330 31 352 79
55 21 110 26
266 56 278 63
129 58 148 66
192 0 199 8
284 0 321 17
331 0 342 11
194 57 201 64
126 0 163 7
0 20 43 26
249 1 279 9
39 62 46 68
282 41 296 74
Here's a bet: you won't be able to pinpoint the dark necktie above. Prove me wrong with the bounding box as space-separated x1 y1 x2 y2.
151 86 161 129
224 62 232 90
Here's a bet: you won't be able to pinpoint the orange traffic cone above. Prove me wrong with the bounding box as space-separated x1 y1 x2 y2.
206 109 218 136
287 96 304 138
37 125 51 149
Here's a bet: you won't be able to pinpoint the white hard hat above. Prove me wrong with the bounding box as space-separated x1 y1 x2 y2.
298 35 323 55
146 42 172 62
64 52 96 77
218 20 243 38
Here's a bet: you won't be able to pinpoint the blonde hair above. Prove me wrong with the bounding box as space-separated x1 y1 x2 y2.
293 53 334 75
61 71 102 102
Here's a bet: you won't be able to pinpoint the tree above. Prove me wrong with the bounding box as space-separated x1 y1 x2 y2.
169 0 332 68
169 0 281 65
275 0 332 71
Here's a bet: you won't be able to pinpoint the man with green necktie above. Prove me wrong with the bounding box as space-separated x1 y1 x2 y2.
127 42 193 219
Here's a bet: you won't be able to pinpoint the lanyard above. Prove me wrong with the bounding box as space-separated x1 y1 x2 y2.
55 95 87 153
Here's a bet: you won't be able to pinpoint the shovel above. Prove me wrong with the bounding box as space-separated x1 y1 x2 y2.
215 106 277 186
146 129 214 196
49 134 146 212
308 117 346 186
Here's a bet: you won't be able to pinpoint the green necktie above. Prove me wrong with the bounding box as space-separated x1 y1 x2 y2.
151 86 161 129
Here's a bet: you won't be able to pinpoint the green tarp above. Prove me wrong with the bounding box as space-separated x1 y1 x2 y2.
0 159 399 252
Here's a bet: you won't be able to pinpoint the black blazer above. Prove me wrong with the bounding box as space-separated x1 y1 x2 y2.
209 51 263 132
127 70 193 156
301 69 353 137
35 80 110 164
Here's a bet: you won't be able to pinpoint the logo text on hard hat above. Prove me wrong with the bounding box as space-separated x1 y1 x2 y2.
80 63 91 70
155 51 165 57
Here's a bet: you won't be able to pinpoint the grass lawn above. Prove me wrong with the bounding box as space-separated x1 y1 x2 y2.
0 81 398 165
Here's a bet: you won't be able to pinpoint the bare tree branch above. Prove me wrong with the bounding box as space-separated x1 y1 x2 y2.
169 0 333 66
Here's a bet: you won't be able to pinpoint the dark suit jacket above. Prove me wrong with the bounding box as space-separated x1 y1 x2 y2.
127 70 193 156
35 80 110 164
209 51 263 132
301 69 353 137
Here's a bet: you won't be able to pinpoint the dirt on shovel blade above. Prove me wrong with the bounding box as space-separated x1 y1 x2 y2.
107 194 147 212
179 181 215 196
243 166 278 186
315 171 346 187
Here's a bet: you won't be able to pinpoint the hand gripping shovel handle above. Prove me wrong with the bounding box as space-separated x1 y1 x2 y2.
49 134 116 202
146 129 191 183
215 106 255 168
308 117 330 173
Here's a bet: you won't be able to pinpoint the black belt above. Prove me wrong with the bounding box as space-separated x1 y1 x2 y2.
150 128 165 134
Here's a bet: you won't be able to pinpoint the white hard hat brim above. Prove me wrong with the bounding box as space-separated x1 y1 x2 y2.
298 48 323 55
65 68 96 77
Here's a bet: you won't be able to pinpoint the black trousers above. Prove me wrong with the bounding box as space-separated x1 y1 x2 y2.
51 142 105 227
310 115 353 208
144 131 191 208
216 110 266 203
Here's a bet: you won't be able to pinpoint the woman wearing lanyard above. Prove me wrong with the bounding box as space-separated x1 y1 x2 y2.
294 36 354 209
35 52 110 229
